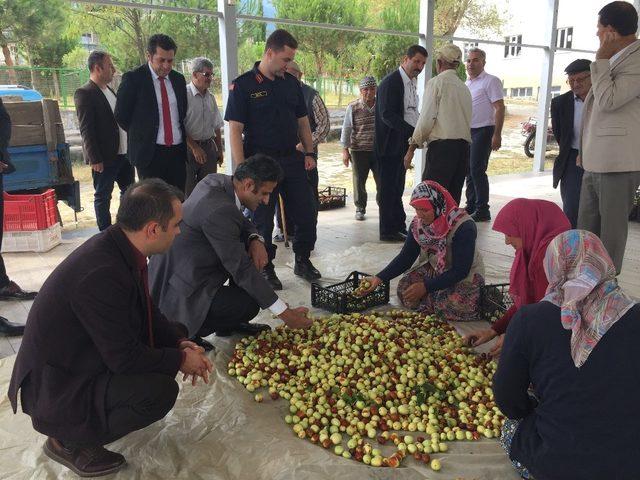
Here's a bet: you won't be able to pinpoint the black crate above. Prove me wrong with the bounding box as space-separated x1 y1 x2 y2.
479 283 513 322
311 271 390 313
318 186 347 211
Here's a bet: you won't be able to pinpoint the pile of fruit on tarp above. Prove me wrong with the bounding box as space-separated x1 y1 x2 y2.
228 310 504 472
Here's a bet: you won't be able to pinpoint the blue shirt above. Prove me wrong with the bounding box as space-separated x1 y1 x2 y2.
224 62 308 154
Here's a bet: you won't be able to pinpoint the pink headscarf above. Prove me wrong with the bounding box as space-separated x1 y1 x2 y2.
409 181 467 274
493 199 571 307
543 230 636 367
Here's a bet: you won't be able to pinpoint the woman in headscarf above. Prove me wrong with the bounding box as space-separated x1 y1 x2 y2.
464 198 571 356
494 230 639 480
363 181 484 321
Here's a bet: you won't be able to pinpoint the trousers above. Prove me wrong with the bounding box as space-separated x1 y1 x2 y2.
351 150 381 212
92 154 135 231
137 143 187 193
465 126 494 214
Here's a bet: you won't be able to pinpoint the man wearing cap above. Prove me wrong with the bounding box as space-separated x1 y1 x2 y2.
550 59 592 228
341 76 380 221
405 43 472 205
578 1 640 274
464 48 505 222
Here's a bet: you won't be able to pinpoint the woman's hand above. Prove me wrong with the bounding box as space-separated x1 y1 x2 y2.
358 276 382 296
462 328 497 347
402 282 427 304
489 334 504 358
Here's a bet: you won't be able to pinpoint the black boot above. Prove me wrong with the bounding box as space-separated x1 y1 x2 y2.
0 316 24 336
294 255 321 281
262 263 283 290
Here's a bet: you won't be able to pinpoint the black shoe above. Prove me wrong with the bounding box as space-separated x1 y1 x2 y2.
380 232 406 242
0 281 37 301
262 263 283 290
43 438 126 478
294 257 322 281
0 316 24 336
191 336 215 352
215 322 271 338
471 211 491 222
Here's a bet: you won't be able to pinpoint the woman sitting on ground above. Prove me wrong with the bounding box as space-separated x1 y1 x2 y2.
363 181 484 322
464 198 570 356
494 230 639 480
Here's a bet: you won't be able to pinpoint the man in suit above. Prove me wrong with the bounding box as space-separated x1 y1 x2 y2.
578 1 640 274
550 59 591 228
375 45 428 242
8 179 212 478
75 51 135 231
149 154 313 351
0 98 37 336
115 34 188 192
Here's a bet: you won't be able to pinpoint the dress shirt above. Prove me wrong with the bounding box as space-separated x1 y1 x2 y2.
185 82 223 142
100 86 128 155
398 66 420 127
610 41 637 65
571 95 584 150
465 70 504 128
148 63 183 145
234 192 287 316
409 69 472 146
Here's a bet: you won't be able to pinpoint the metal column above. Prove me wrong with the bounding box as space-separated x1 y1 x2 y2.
218 0 239 174
533 0 559 172
414 0 435 185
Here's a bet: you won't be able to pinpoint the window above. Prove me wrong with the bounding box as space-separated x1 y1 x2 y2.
556 27 573 49
509 87 534 98
504 35 522 58
550 86 562 98
463 42 479 60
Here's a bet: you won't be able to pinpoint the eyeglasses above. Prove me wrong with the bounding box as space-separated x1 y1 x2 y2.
197 72 214 78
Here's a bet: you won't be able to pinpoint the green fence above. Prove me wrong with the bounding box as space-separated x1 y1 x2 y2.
0 66 89 108
306 77 360 107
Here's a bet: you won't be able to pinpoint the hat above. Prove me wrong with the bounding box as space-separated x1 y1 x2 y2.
359 76 377 89
437 44 462 63
564 59 591 74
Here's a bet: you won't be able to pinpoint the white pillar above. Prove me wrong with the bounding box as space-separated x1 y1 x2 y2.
533 0 559 172
218 0 238 174
414 0 435 185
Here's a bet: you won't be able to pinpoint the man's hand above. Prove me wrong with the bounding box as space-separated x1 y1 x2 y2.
462 328 497 347
404 146 416 170
489 334 505 358
279 306 313 329
596 30 621 60
304 155 316 171
191 144 207 165
91 162 104 173
402 282 427 304
217 150 224 166
248 238 268 272
180 348 213 386
0 161 9 173
178 340 204 353
491 134 502 151
576 154 582 167
342 149 351 167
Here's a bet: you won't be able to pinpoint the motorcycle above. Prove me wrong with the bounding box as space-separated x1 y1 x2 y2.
520 117 557 158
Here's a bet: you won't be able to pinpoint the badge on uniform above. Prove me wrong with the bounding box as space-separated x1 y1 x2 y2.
250 91 268 99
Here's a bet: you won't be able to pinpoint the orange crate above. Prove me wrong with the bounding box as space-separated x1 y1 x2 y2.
3 189 57 231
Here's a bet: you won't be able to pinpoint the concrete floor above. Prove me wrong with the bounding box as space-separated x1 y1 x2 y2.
1 170 639 358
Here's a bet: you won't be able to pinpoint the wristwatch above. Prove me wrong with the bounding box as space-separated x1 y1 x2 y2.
248 233 265 244
304 151 318 160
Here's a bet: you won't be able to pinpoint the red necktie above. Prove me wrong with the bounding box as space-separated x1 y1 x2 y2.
159 77 174 146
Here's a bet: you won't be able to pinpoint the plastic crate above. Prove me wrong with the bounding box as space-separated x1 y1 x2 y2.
479 283 513 322
1 222 61 253
318 186 347 211
311 271 390 313
3 189 57 231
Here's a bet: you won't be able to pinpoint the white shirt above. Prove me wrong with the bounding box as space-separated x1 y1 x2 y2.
398 67 420 127
99 86 127 155
185 82 223 142
465 70 504 128
234 192 287 316
148 63 183 145
572 95 584 150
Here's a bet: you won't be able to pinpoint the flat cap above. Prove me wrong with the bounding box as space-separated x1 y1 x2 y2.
564 59 591 74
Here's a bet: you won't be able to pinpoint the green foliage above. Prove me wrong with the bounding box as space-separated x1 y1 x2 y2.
63 46 91 70
238 39 266 73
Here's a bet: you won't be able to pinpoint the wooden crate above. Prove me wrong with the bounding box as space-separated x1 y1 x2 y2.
5 99 65 148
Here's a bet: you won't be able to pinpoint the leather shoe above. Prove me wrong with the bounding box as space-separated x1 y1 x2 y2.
215 322 271 337
0 281 37 301
0 316 24 336
380 232 406 242
191 336 215 352
43 437 126 478
294 258 321 281
262 263 283 290
471 211 491 222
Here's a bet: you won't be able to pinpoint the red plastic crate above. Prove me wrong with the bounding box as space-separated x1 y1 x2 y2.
3 189 57 232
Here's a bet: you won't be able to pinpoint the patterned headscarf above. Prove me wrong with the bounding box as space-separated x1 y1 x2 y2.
543 230 636 368
493 199 571 308
409 181 467 274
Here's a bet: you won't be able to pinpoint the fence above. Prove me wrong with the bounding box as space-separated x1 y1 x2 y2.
0 66 89 109
306 77 360 107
